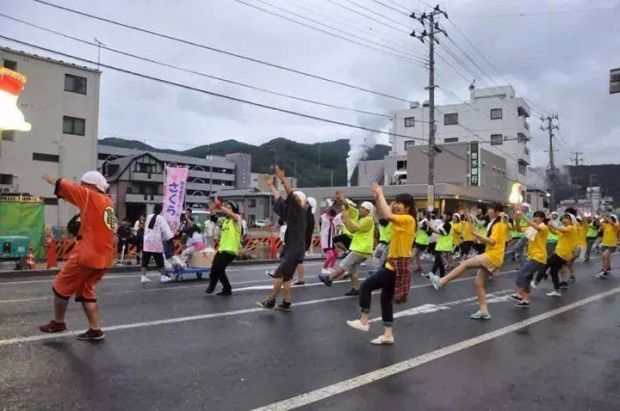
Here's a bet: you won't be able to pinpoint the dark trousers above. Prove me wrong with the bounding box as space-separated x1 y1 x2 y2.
432 251 447 277
209 252 236 292
359 267 395 326
535 253 566 290
585 238 596 261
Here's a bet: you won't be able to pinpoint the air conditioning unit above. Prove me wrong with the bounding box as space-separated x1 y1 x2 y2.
0 185 13 194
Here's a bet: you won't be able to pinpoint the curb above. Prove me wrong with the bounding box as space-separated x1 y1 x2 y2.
0 256 325 280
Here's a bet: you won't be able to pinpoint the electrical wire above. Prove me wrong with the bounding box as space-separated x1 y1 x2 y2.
31 0 414 103
0 35 430 143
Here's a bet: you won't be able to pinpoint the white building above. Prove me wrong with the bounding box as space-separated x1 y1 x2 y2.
389 85 532 190
0 47 100 227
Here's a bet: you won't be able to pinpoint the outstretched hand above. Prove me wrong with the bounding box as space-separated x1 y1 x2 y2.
263 174 274 187
42 174 56 185
370 183 383 199
275 166 286 182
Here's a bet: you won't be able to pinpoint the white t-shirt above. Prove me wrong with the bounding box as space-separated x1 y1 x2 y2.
279 225 287 243
205 220 217 237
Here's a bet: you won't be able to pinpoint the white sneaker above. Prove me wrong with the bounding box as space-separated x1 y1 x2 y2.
530 281 538 289
346 319 370 332
321 268 332 275
140 275 151 283
421 272 431 279
160 275 173 283
370 335 394 345
546 290 561 297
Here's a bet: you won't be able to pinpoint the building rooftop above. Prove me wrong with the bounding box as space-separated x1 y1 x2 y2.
0 45 100 74
98 143 234 168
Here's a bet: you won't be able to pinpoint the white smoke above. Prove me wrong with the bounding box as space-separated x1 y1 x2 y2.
346 134 377 186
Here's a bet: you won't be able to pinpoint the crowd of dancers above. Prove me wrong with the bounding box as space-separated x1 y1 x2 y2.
37 169 619 345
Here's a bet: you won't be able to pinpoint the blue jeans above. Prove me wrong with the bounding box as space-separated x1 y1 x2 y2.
516 259 546 293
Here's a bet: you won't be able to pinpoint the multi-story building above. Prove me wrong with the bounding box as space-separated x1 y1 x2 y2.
0 46 100 226
98 143 252 221
388 85 531 190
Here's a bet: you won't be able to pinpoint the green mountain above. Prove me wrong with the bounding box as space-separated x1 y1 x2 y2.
99 137 390 187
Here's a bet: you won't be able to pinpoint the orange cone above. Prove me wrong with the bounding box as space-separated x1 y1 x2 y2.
26 247 35 270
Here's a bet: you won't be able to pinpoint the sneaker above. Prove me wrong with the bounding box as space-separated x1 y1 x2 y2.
205 285 215 294
530 281 538 289
256 297 276 309
569 275 576 283
370 335 394 345
429 273 442 290
346 319 369 332
216 290 232 296
76 329 105 341
38 320 67 333
318 274 333 287
558 282 569 290
345 288 360 296
509 294 523 302
293 280 306 286
421 271 431 279
275 300 292 312
140 275 151 283
546 290 562 297
265 271 276 279
160 275 173 283
597 271 609 279
515 300 530 308
321 268 332 275
470 310 491 320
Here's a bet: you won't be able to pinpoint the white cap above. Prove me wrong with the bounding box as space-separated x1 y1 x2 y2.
293 191 306 206
80 171 109 193
307 197 317 213
360 201 375 215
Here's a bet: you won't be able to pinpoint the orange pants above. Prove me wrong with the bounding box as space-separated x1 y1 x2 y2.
53 253 107 302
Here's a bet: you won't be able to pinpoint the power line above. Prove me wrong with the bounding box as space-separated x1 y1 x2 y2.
1 35 430 144
342 0 411 29
31 0 413 103
0 12 416 121
233 0 428 65
325 0 411 34
454 6 620 18
367 0 411 16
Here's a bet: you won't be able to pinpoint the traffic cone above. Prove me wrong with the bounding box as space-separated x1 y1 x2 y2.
46 237 57 269
26 248 35 270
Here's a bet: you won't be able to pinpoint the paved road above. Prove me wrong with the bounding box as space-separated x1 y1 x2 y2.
1 255 619 410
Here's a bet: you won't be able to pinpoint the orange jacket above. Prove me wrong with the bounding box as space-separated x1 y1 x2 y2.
56 179 116 269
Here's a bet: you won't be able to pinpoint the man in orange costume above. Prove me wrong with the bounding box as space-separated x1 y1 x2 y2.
39 171 117 341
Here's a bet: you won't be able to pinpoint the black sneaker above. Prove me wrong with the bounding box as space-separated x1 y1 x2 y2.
205 285 215 294
217 290 232 296
558 281 569 290
515 300 530 308
569 275 576 283
77 329 105 341
265 271 276 279
509 294 523 302
257 297 276 309
293 280 305 285
275 301 292 312
345 288 360 296
318 274 333 287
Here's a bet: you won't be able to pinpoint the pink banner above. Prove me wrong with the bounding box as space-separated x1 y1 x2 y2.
163 166 189 233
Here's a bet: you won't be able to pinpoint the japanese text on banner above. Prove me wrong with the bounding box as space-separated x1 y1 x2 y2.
163 166 189 233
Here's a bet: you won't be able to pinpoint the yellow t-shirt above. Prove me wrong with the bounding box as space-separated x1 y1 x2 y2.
461 221 475 242
387 214 416 261
554 225 578 261
577 222 588 246
601 222 619 247
483 221 508 268
451 221 463 245
527 223 549 264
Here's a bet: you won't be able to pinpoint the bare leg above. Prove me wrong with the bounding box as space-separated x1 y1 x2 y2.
54 295 69 323
438 257 481 286
269 278 284 299
282 280 292 303
474 269 489 314
295 263 305 282
383 326 393 339
328 267 346 282
351 271 359 290
81 302 101 330
359 311 370 325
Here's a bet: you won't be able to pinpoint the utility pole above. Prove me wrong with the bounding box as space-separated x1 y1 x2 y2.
571 152 583 166
541 114 560 208
94 38 104 70
411 5 447 212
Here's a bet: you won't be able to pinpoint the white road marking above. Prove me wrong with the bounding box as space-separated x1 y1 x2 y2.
251 285 620 411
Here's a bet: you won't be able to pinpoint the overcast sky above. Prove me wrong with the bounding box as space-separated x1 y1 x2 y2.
2 0 619 167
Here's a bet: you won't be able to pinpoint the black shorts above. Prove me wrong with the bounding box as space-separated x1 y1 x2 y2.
427 242 436 253
414 243 427 251
473 243 485 255
141 251 164 269
460 241 474 255
333 234 352 249
274 250 305 281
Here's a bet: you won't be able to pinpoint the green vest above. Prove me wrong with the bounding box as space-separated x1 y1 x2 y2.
350 216 374 255
415 228 429 245
587 224 598 238
547 226 558 243
379 223 393 243
218 218 241 255
436 228 453 252
511 220 527 239
342 207 359 238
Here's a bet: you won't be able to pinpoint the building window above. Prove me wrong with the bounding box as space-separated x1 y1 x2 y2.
33 152 60 162
3 59 17 70
64 74 87 94
490 108 503 120
404 140 415 150
517 132 528 143
137 163 156 173
444 137 459 143
490 134 503 145
247 199 257 208
62 116 85 135
404 117 415 127
0 174 14 185
518 162 527 175
1 130 15 141
444 113 458 125
396 160 407 170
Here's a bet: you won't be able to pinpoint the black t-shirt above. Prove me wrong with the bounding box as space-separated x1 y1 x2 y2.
274 196 307 255
305 208 315 251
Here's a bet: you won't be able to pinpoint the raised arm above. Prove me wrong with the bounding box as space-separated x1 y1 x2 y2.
263 174 281 200
275 166 293 195
370 183 395 221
